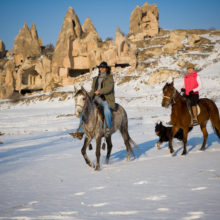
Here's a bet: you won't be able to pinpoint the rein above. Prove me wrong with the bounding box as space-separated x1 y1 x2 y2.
78 94 99 137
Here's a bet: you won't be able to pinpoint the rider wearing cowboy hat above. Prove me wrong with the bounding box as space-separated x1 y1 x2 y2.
71 61 115 139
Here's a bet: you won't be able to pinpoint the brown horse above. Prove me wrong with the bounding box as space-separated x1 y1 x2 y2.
162 81 220 155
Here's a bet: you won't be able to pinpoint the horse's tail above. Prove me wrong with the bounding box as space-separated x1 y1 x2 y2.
212 124 220 139
128 135 138 148
204 99 220 139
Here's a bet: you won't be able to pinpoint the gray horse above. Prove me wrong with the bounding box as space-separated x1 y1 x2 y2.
73 87 136 170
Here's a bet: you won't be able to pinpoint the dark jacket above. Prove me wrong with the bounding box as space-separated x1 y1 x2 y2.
89 74 115 110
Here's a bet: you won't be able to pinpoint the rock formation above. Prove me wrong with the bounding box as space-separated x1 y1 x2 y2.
82 17 101 41
162 31 186 54
0 23 52 99
115 27 137 68
129 1 159 40
0 2 214 99
0 40 6 58
188 34 201 46
30 23 42 46
13 23 41 66
51 7 137 86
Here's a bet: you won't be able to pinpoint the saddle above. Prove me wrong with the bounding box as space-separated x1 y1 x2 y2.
94 103 119 131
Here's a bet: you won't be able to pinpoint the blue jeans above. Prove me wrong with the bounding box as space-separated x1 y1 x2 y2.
77 101 111 132
97 101 111 129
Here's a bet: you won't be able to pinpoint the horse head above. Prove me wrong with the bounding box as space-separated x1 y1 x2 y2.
161 81 176 108
74 86 89 117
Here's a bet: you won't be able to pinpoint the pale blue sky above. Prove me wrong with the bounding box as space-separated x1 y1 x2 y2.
1 0 220 50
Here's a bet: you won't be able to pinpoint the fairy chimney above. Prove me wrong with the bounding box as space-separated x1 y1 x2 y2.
30 23 42 46
82 17 101 41
0 40 6 58
52 7 83 70
129 1 159 40
13 23 41 65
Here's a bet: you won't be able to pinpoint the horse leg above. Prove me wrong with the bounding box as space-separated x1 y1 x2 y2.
168 136 174 155
105 135 113 164
169 126 179 155
182 128 189 155
200 121 208 151
81 137 95 168
95 137 102 171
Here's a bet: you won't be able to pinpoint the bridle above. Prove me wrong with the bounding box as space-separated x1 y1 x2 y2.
163 88 178 104
163 95 171 100
75 91 99 137
75 94 88 114
75 103 85 109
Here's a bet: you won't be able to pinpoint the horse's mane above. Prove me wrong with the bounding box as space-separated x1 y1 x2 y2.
75 89 84 97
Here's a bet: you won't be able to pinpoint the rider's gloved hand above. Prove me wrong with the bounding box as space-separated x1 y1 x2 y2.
180 88 185 95
189 90 194 96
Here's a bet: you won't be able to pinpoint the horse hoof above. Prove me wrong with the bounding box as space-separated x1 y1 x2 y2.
95 165 100 171
90 162 95 168
171 151 175 156
181 152 187 156
200 148 205 151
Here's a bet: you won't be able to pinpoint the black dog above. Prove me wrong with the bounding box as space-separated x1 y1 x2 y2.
155 122 193 149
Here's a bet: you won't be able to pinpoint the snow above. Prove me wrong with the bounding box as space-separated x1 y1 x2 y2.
1 35 220 219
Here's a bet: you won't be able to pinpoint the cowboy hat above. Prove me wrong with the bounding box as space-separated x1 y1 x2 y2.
97 61 110 68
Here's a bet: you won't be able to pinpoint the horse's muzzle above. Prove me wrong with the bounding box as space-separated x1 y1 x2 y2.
161 99 170 108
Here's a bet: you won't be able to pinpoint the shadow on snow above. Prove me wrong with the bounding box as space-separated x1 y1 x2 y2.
110 138 157 162
110 132 220 162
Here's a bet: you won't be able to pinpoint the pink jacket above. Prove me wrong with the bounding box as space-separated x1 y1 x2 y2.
183 72 202 95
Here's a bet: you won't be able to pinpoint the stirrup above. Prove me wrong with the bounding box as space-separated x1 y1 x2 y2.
192 120 199 126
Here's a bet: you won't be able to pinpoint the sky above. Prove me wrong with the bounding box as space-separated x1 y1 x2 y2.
1 0 220 50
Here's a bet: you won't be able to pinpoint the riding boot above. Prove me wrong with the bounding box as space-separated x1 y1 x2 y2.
192 106 198 126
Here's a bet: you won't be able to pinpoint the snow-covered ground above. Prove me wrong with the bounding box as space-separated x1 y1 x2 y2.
0 34 220 219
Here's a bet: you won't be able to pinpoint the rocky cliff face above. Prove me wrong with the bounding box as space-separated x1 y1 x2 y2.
0 23 52 99
0 1 219 99
129 2 159 40
51 6 137 86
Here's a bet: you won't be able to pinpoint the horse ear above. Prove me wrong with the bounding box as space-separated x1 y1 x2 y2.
171 80 174 87
73 86 77 93
81 86 87 94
